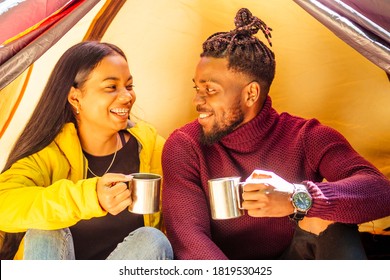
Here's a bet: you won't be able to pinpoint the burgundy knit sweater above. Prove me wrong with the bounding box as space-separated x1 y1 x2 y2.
162 97 390 260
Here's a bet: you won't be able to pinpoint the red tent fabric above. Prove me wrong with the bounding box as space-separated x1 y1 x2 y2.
0 0 100 90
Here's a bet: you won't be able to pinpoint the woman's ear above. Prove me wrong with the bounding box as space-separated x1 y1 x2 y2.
245 81 260 107
68 87 80 114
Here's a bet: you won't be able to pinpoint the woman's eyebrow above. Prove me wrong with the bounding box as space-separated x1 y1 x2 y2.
102 75 133 82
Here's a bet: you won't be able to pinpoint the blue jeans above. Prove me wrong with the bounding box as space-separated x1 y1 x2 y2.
24 227 173 260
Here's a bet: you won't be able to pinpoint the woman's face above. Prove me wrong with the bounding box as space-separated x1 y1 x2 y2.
74 54 136 135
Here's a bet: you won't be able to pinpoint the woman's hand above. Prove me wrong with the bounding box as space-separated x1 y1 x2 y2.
97 173 133 215
241 170 295 217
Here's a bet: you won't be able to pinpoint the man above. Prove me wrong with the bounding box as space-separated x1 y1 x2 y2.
161 8 390 259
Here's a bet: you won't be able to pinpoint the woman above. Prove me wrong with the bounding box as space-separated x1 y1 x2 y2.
0 41 173 260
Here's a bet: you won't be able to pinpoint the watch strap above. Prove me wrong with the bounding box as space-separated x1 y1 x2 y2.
289 211 306 221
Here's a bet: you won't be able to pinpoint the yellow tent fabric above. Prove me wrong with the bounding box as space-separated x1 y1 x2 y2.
104 0 390 179
0 0 389 233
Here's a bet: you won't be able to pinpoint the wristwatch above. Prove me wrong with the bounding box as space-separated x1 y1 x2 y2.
289 183 312 222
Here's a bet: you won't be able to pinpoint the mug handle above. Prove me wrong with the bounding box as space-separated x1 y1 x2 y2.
236 182 245 210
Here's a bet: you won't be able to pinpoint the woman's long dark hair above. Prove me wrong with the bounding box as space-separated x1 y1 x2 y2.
0 41 127 260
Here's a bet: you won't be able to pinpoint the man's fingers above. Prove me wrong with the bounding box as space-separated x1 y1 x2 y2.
251 170 274 179
243 178 272 192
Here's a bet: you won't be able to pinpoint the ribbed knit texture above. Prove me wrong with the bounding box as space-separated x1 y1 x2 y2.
162 97 390 259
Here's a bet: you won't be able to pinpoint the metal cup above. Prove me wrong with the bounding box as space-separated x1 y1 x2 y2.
128 173 161 214
208 176 244 220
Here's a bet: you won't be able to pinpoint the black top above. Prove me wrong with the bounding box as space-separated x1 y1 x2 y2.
71 130 143 260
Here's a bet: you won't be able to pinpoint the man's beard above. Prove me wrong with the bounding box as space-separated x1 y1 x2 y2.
200 109 244 146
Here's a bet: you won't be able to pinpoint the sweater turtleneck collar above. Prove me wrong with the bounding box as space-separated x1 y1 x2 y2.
219 96 278 147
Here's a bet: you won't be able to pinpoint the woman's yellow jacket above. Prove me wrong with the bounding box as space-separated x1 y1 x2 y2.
0 121 165 259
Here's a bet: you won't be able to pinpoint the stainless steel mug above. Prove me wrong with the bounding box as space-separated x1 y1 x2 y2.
208 176 244 219
128 173 161 214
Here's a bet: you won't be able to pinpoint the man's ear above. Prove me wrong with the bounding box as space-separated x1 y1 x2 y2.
245 81 260 107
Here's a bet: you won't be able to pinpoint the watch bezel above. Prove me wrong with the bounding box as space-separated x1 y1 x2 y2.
291 190 312 212
290 184 312 222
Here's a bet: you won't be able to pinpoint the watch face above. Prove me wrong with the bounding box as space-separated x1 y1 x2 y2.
292 191 312 211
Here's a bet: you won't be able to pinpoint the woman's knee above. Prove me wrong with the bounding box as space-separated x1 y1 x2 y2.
109 227 173 260
129 227 173 259
26 228 72 241
24 228 75 260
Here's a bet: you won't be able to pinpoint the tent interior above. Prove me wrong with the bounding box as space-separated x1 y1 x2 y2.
0 0 389 258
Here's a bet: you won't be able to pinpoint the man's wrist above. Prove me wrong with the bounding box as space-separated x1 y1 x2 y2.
289 183 312 222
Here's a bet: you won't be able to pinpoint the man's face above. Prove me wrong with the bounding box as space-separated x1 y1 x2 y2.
192 57 253 145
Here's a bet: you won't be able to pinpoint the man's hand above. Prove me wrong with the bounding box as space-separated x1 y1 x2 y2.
242 170 295 217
